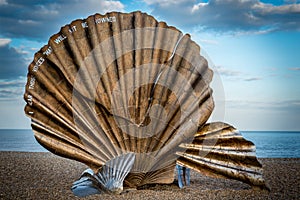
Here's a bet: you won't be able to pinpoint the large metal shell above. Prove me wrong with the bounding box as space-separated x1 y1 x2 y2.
24 11 214 188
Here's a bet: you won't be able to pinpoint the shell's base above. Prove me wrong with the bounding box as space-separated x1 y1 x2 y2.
124 162 176 188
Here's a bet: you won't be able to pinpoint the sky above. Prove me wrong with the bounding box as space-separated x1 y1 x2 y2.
0 0 299 131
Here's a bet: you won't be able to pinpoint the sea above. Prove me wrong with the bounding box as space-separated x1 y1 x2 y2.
0 129 299 158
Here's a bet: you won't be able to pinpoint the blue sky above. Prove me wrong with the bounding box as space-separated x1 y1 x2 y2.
0 0 299 130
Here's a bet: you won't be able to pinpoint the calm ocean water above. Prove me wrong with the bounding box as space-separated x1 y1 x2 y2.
242 131 300 158
0 129 47 152
0 129 299 157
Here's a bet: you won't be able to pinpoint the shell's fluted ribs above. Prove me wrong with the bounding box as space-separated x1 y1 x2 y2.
25 78 115 164
133 12 143 126
112 12 137 152
195 123 242 139
120 13 143 147
84 14 115 108
113 14 128 149
61 21 98 101
49 35 77 87
176 122 268 190
145 35 189 154
26 18 122 167
85 15 108 105
97 13 132 153
132 88 212 174
73 96 122 159
25 52 73 121
177 151 262 174
137 16 163 142
149 85 213 158
59 22 122 158
72 14 129 157
164 36 211 126
25 60 95 147
97 14 118 103
49 25 110 158
93 13 130 153
144 162 176 184
32 123 104 168
167 33 185 62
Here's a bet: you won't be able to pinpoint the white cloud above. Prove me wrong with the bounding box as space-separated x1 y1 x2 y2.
289 67 300 71
226 99 300 110
243 77 262 81
102 0 124 10
0 0 7 6
0 76 26 100
215 66 242 77
144 0 300 33
18 19 40 25
0 0 124 39
0 40 27 79
253 2 300 14
214 66 262 82
0 77 26 88
0 38 11 47
284 0 300 4
144 0 191 6
192 2 208 13
199 39 219 45
233 27 277 36
32 4 60 16
58 0 124 15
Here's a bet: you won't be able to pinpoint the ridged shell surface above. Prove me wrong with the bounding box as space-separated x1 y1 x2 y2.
24 11 214 187
177 122 268 190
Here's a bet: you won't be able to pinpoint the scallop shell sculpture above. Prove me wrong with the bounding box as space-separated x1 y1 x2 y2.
24 11 268 196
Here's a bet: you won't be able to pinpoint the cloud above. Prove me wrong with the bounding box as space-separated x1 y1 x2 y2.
144 0 300 33
144 0 189 7
0 38 27 79
0 76 26 100
289 67 300 71
0 0 7 6
0 38 11 46
215 66 241 77
0 77 25 88
0 88 23 100
199 39 219 45
243 77 262 81
0 0 124 40
214 66 262 81
226 99 300 111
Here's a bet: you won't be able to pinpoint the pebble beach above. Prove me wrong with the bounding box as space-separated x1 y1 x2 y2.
0 152 299 199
